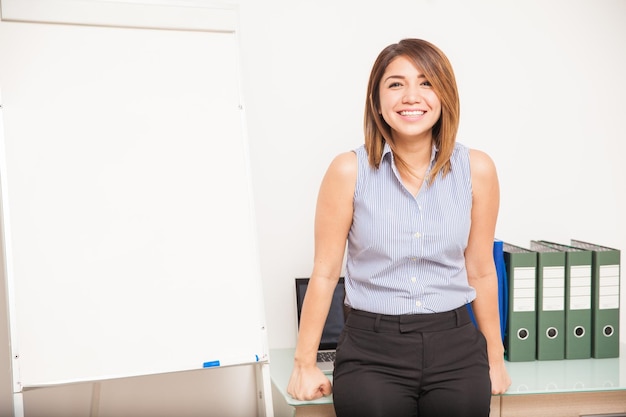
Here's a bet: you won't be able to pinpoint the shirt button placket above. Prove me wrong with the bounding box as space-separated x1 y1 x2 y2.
411 200 423 309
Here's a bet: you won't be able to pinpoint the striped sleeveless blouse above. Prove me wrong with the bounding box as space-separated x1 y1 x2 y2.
345 142 475 315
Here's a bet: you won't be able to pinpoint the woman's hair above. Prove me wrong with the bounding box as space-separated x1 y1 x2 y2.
364 38 460 183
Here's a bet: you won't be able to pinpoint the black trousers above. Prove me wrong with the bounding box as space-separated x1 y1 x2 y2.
333 306 491 417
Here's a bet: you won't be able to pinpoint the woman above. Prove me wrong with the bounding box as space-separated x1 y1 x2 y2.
287 38 511 417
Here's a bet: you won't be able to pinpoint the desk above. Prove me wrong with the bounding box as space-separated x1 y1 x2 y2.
270 347 626 417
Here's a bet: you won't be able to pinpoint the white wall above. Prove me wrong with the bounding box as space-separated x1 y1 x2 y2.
235 0 626 351
1 0 625 416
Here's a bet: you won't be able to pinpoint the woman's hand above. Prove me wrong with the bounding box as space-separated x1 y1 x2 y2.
489 358 511 394
287 363 332 401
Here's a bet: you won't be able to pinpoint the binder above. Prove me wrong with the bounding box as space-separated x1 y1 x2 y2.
530 241 566 360
502 242 537 362
536 241 592 359
466 239 509 344
570 240 620 358
494 239 509 342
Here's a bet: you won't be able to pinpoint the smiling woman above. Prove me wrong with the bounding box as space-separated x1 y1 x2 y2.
287 38 510 417
376 56 442 194
379 56 442 156
364 40 460 189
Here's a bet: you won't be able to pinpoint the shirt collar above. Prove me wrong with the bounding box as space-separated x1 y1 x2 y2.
382 141 439 165
382 142 393 160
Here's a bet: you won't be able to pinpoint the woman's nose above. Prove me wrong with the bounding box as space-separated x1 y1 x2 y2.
403 87 422 103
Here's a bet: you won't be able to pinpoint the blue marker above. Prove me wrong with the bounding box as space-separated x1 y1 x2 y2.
203 354 261 368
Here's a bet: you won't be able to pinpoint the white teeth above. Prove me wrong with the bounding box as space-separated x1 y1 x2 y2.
400 110 424 116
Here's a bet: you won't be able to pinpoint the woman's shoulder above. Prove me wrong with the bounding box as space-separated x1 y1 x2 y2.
468 148 496 174
326 150 358 181
453 142 495 171
464 146 498 191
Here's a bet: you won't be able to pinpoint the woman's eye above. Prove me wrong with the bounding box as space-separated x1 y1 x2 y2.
388 82 402 88
421 81 432 87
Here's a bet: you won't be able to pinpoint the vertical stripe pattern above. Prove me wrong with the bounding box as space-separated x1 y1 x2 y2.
346 142 474 314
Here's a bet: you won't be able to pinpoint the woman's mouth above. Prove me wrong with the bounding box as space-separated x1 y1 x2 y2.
399 110 425 116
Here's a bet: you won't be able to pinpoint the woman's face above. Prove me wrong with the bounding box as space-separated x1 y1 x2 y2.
378 55 442 143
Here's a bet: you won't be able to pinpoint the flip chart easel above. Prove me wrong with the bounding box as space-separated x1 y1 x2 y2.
0 1 272 416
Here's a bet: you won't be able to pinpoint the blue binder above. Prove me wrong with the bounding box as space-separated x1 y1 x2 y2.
467 239 508 342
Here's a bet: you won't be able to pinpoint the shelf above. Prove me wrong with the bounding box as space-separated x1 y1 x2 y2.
270 345 626 403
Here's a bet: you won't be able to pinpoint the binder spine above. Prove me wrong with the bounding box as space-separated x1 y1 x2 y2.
566 263 592 359
531 241 566 361
537 240 592 359
503 243 537 362
594 262 620 357
571 240 620 359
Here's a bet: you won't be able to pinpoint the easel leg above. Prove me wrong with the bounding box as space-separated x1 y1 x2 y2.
13 392 24 417
255 362 274 417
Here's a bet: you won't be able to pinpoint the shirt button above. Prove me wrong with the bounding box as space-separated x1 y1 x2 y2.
414 232 421 238
411 277 417 283
415 300 422 307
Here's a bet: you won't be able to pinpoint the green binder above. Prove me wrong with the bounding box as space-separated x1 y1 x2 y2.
570 240 620 358
530 241 566 360
503 243 537 362
537 241 592 359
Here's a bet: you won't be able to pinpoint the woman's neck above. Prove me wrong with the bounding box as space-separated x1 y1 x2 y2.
391 135 433 172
